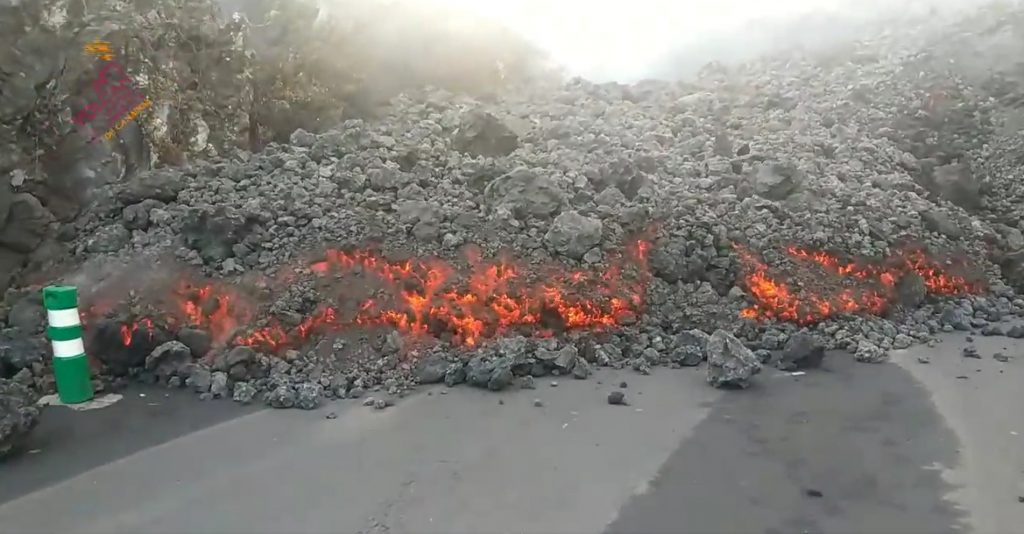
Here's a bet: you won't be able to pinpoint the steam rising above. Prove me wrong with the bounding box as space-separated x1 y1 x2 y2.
318 0 1005 82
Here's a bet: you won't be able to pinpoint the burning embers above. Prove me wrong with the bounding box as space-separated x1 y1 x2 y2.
91 241 652 355
734 243 986 325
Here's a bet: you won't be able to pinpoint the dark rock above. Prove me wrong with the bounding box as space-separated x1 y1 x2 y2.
895 273 928 308
8 295 45 334
1007 325 1024 339
116 169 186 205
778 332 826 371
0 378 40 458
233 381 258 401
177 328 213 358
993 352 1011 363
980 324 1004 336
295 383 323 410
962 346 981 359
607 390 626 405
0 335 46 379
940 306 972 331
929 162 981 210
181 207 253 263
0 194 53 253
672 329 711 366
210 371 229 398
544 211 602 260
452 110 519 157
706 329 762 388
443 363 466 387
484 166 565 219
922 210 963 239
144 341 193 381
265 384 296 409
854 341 888 363
414 355 449 384
749 162 803 200
186 365 213 393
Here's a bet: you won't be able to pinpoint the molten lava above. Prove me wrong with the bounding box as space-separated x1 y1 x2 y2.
84 240 651 354
735 243 985 325
235 240 651 351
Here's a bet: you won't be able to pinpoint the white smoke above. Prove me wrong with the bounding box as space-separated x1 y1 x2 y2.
323 0 1013 82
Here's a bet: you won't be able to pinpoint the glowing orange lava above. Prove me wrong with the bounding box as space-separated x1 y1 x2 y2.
154 240 654 352
735 244 985 325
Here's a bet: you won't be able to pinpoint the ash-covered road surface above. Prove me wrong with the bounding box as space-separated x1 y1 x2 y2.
1 333 1021 534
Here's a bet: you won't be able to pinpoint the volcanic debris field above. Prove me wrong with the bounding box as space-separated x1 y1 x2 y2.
2 3 1024 437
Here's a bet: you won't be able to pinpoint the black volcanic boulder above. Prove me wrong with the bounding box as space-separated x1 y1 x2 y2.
0 378 41 458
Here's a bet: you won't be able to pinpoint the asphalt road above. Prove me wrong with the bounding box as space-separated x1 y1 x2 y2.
1 329 1022 534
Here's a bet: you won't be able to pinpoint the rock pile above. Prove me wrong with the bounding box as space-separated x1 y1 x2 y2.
2 2 1024 410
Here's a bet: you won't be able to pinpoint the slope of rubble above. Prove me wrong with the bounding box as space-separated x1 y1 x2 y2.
2 2 1023 413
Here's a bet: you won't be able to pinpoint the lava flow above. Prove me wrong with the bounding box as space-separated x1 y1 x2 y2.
735 243 985 325
112 240 652 353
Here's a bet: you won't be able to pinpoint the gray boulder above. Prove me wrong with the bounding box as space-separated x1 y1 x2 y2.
452 110 519 157
750 162 803 200
484 167 565 219
545 211 603 260
672 329 711 366
778 332 826 371
706 329 762 389
144 341 193 382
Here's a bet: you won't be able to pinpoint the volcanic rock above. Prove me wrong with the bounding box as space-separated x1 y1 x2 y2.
210 371 229 398
778 332 826 371
572 359 592 379
484 166 565 219
706 329 762 389
144 341 193 382
607 390 626 405
266 384 296 409
940 306 972 331
414 355 449 384
0 378 40 458
895 273 928 308
0 194 53 253
451 109 519 158
85 225 131 254
1007 325 1024 339
921 210 963 239
232 381 257 404
545 211 603 260
929 162 981 210
181 207 252 263
295 383 323 410
8 295 45 334
186 365 213 393
672 329 711 366
0 335 46 379
749 162 803 200
854 340 888 363
116 169 187 205
177 328 213 358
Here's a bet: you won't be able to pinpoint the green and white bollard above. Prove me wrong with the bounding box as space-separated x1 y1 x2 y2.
43 285 94 404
